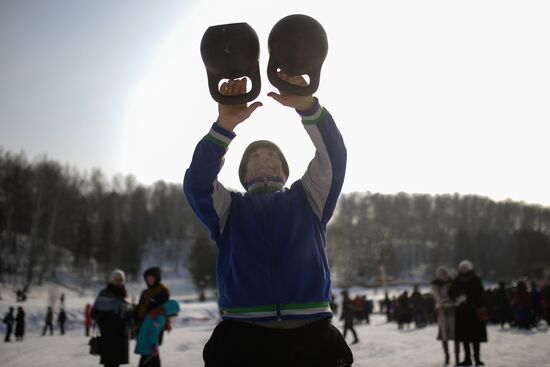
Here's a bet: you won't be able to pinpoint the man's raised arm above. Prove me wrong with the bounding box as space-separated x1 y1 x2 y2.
267 72 347 225
184 78 262 238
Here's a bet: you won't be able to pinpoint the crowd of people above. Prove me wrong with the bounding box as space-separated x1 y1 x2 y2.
334 261 550 366
484 280 550 330
378 263 549 366
378 277 550 335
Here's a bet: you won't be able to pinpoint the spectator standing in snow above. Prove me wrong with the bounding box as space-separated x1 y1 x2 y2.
494 281 511 328
411 285 426 328
449 260 487 366
184 72 351 366
397 291 412 330
135 267 170 330
352 295 364 323
530 281 542 326
363 295 372 324
541 279 550 326
15 306 25 341
42 306 54 336
511 281 533 329
58 308 67 335
432 266 459 366
329 293 339 315
382 293 392 322
134 267 170 367
85 303 93 336
3 306 15 342
340 290 359 344
92 269 132 367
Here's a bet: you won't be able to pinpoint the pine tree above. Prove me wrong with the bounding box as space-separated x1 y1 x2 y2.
189 233 217 290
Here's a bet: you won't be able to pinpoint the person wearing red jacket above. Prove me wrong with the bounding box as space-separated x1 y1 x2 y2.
85 303 93 336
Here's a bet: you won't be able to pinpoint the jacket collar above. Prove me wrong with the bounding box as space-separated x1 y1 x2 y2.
246 176 285 193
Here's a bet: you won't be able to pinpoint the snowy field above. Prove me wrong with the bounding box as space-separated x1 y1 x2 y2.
1 283 550 367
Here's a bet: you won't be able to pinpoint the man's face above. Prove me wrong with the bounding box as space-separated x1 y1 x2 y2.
245 147 286 183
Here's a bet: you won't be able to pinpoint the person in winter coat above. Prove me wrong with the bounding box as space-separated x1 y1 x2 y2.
449 260 487 366
432 266 459 366
530 281 542 326
511 281 533 329
411 285 426 328
134 267 171 367
58 308 67 335
541 279 550 326
383 293 392 322
3 307 14 342
494 281 511 328
184 73 351 367
135 267 170 331
352 295 364 323
42 306 54 336
397 291 412 330
15 307 25 341
135 300 180 367
93 269 133 367
340 290 359 344
85 303 93 336
363 296 373 325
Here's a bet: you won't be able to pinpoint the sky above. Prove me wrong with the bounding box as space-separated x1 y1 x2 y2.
1 0 549 206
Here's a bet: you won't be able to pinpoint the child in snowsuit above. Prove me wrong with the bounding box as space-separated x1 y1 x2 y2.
135 300 180 367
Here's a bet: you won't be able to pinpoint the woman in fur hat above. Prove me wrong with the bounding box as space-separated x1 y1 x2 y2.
432 266 459 366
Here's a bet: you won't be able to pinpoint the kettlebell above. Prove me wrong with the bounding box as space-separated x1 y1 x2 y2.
267 14 328 96
200 22 261 105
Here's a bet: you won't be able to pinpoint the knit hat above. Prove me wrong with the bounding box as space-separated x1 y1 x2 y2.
458 260 474 273
110 269 126 283
238 140 289 189
436 266 450 277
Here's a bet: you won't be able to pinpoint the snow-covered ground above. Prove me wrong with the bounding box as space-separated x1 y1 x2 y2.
1 282 550 367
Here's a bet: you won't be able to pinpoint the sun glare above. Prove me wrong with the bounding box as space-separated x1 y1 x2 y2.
118 0 550 205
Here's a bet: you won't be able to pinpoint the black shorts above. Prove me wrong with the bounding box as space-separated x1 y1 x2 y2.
203 318 353 367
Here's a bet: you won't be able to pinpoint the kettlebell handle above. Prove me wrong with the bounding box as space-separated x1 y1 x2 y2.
207 70 261 105
267 60 320 97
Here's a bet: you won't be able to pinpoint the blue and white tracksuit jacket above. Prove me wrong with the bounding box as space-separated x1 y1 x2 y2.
184 99 347 322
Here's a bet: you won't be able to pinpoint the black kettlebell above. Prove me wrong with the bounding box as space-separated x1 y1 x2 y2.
200 22 261 105
267 14 328 96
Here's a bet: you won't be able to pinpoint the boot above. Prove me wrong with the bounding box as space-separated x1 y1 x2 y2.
473 342 484 366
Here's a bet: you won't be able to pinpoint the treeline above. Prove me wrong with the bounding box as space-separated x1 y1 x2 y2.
1 149 549 290
329 192 550 286
0 149 206 288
